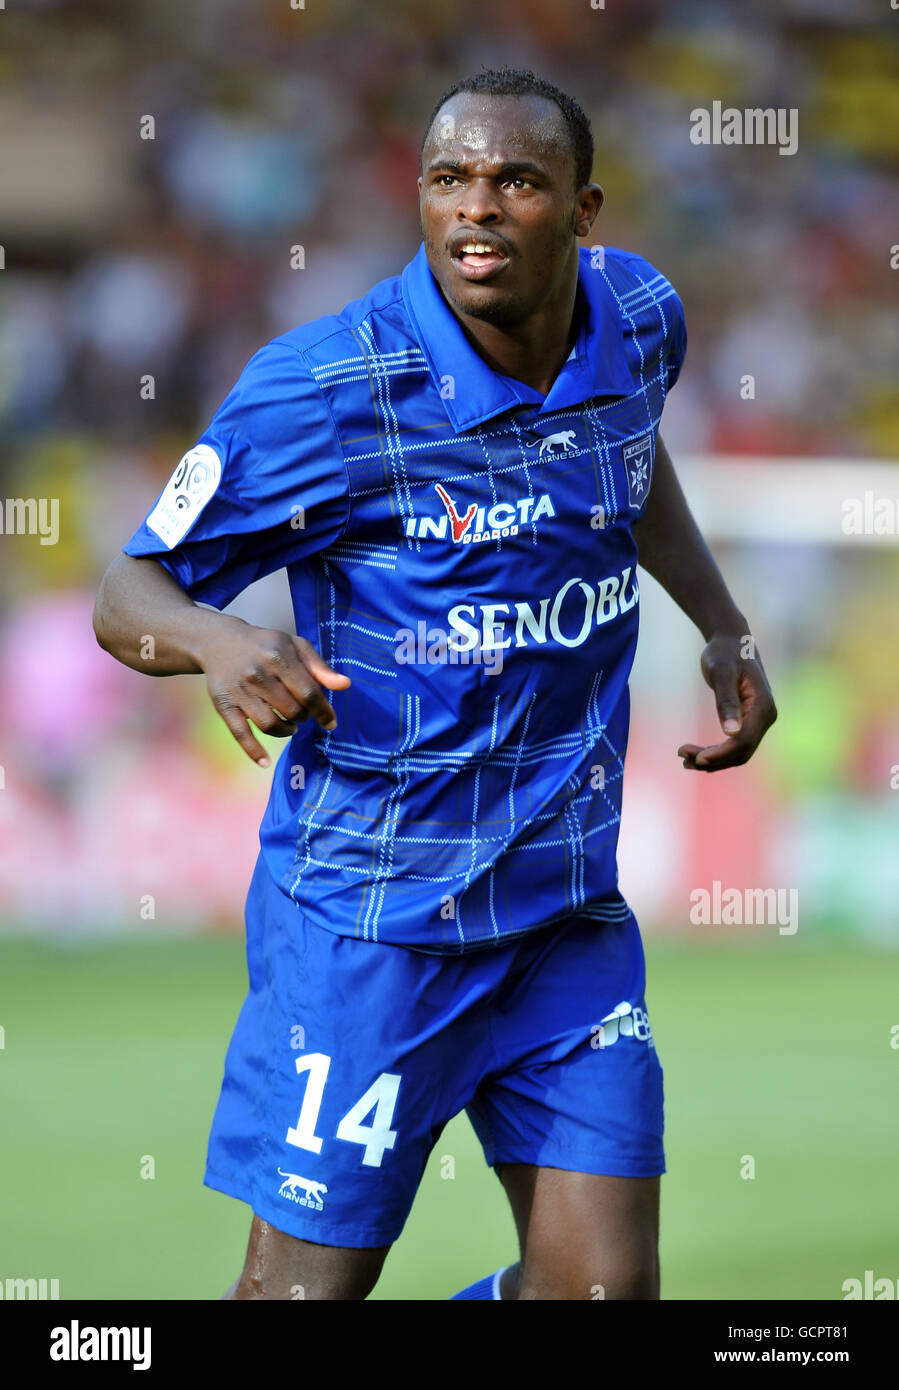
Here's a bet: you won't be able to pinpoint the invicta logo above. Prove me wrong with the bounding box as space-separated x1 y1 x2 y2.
405 483 557 545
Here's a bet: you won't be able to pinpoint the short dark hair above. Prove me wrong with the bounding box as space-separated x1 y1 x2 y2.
421 66 594 192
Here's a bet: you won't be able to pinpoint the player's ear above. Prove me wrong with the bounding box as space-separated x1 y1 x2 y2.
575 183 603 238
417 175 423 195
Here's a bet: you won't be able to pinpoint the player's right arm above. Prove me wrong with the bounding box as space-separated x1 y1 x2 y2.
93 552 349 766
93 339 352 766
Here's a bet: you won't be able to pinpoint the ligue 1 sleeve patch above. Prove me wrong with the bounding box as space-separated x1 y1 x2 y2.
622 434 653 508
146 444 223 548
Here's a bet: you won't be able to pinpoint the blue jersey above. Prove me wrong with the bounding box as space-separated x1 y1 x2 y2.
123 242 687 951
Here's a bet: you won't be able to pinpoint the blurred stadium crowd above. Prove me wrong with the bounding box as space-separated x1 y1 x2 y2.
0 0 897 933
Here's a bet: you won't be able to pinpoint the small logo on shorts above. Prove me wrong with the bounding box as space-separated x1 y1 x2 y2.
277 1169 328 1211
590 1001 654 1050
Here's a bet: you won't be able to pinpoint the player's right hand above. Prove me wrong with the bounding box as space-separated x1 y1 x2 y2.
197 620 351 767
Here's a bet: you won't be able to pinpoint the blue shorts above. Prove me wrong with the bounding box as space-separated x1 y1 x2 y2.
204 855 665 1248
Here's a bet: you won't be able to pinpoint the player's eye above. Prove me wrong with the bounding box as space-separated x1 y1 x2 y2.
435 174 459 187
506 177 534 189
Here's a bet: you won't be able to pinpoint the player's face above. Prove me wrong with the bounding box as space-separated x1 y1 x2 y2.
418 92 599 328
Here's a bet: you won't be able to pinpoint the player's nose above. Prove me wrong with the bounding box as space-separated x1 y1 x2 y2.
456 179 503 222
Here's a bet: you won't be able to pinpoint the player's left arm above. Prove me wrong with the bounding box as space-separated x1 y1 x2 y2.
632 434 777 772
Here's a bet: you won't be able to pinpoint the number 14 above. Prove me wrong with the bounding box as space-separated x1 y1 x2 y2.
285 1053 401 1168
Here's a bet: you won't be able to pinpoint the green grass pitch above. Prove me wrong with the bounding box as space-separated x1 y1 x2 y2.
1 933 896 1300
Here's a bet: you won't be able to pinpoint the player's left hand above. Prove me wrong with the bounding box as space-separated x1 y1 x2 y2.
677 633 777 772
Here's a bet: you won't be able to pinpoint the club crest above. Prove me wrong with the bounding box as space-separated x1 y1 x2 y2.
622 435 653 508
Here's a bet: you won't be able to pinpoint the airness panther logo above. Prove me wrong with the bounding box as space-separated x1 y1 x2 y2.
527 429 579 459
277 1169 328 1211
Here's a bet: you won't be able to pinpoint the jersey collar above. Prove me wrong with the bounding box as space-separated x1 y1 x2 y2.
401 242 636 434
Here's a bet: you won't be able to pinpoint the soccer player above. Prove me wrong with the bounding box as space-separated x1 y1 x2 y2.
94 68 776 1300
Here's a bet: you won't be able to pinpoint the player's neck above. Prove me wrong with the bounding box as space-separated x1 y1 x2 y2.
448 271 582 396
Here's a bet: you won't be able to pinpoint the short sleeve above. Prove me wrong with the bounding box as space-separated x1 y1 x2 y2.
665 292 688 392
122 340 349 609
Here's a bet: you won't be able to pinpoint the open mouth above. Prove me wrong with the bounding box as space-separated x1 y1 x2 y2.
450 239 511 282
